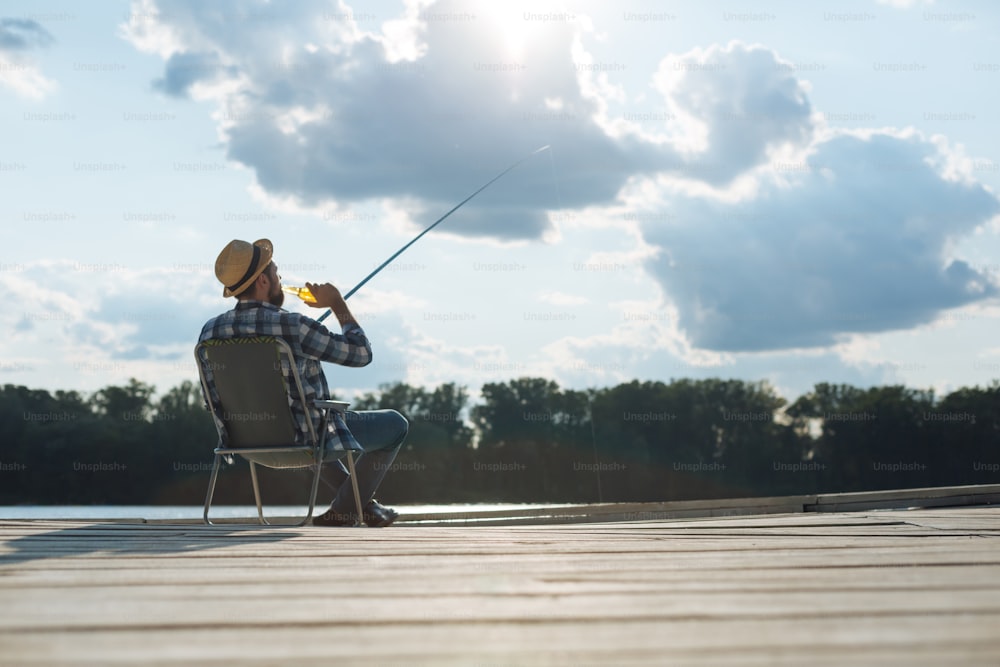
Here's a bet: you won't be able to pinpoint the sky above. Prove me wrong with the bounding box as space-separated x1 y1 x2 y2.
1 0 999 406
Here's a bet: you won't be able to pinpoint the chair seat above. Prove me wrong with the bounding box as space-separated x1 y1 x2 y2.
218 447 318 469
216 438 361 469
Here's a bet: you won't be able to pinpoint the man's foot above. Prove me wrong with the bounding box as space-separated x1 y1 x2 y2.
312 508 359 527
312 500 399 527
365 499 399 527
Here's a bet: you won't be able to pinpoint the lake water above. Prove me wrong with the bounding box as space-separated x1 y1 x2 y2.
0 504 568 521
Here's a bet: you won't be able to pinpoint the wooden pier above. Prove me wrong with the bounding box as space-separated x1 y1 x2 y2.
2 487 999 665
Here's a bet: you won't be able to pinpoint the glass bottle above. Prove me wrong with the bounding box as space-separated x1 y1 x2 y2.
282 285 317 304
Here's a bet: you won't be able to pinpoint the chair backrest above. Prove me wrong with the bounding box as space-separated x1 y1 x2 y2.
195 337 304 449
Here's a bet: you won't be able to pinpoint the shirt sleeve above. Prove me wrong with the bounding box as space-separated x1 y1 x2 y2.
297 316 373 367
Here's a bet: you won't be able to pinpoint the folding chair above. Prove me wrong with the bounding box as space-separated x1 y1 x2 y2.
194 336 364 526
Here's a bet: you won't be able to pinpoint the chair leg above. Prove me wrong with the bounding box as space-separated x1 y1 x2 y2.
203 453 223 526
294 462 324 527
248 461 270 526
343 451 364 527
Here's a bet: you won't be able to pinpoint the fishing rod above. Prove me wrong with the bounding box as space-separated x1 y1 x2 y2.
312 144 551 323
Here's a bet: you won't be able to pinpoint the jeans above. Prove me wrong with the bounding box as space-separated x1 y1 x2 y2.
323 409 408 511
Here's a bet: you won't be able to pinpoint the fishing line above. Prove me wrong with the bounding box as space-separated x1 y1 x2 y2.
316 144 551 323
546 142 565 213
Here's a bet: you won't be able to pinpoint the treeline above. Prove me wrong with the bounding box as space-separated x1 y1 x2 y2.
1 377 998 506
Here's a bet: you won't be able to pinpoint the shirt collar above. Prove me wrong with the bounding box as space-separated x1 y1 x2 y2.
234 300 281 312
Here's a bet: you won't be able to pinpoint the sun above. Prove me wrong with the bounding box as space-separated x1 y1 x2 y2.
477 2 543 58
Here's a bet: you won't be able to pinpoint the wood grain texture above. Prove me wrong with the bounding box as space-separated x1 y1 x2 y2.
1 502 999 665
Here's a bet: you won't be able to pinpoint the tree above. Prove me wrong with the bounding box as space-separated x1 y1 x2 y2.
349 382 477 503
928 383 1000 485
787 383 936 491
146 380 219 503
3 374 997 506
91 378 156 421
470 378 596 501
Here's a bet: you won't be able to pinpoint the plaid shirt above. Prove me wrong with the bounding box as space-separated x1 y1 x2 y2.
198 300 372 451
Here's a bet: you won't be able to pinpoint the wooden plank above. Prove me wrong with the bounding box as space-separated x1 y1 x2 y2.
808 484 1000 512
3 617 1000 666
394 484 1000 525
5 556 999 589
2 507 999 665
398 495 818 524
3 483 990 528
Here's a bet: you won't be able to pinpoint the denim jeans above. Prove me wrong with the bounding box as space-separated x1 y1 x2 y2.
322 409 408 511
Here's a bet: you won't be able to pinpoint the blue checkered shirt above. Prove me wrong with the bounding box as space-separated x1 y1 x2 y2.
198 300 372 451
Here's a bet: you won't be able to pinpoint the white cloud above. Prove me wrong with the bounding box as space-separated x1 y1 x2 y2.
640 128 1000 351
0 260 229 389
649 41 814 179
121 2 815 241
119 0 1000 359
0 54 55 99
0 18 56 99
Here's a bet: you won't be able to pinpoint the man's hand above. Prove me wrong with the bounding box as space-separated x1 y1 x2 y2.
303 282 343 309
305 282 359 328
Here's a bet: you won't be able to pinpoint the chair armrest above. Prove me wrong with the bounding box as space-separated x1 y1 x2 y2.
314 399 350 413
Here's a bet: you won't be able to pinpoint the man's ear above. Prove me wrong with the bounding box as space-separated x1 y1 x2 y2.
246 272 267 298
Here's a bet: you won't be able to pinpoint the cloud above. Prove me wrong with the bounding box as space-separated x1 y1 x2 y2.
641 129 1000 351
123 2 813 241
647 42 814 184
0 18 53 51
153 50 233 97
120 0 999 355
0 17 56 99
0 262 219 388
0 254 459 397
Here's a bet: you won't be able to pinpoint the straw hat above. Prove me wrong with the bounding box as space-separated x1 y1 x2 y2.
214 238 273 297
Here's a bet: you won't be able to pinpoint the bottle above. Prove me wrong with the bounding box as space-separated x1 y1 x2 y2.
282 285 317 304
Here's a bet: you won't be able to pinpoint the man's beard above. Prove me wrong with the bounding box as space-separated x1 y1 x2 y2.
267 284 285 308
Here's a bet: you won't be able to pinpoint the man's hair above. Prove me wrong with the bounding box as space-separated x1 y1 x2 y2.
233 284 254 299
233 262 274 299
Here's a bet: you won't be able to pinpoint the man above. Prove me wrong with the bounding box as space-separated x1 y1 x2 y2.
198 238 408 527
